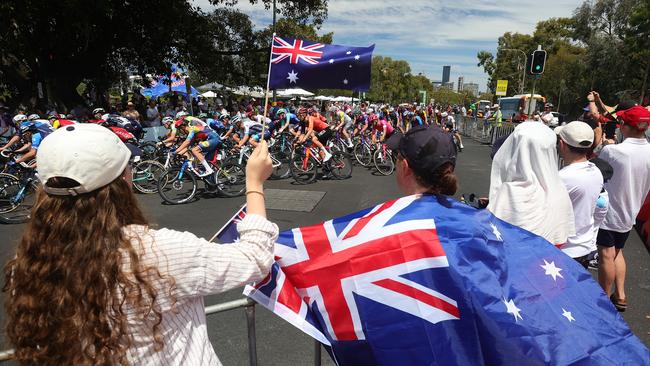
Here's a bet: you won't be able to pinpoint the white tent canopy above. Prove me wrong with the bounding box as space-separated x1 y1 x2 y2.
200 91 217 98
276 88 314 97
332 96 353 102
313 95 332 101
197 82 228 91
231 86 266 98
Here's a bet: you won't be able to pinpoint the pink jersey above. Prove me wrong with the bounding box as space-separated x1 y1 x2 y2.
374 119 394 135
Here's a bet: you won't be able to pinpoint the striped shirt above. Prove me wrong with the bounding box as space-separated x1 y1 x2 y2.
121 214 278 365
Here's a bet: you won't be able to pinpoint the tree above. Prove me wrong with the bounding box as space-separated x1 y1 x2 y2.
0 0 328 109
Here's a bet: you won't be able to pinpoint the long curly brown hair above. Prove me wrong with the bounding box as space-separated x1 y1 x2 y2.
4 175 170 365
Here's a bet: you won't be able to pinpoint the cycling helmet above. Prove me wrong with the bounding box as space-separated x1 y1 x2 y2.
218 113 231 122
230 115 242 124
297 107 308 115
441 112 448 118
47 112 60 120
161 116 174 125
369 114 378 122
13 114 27 124
92 108 105 115
345 108 352 114
27 114 40 121
276 108 287 116
367 108 374 114
198 112 209 119
175 111 189 119
19 122 37 134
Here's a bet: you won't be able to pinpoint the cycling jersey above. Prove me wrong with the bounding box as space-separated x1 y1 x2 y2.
51 119 77 129
309 115 329 132
108 126 135 142
22 122 54 150
248 120 276 141
278 113 301 128
374 119 395 136
186 123 221 153
414 115 424 126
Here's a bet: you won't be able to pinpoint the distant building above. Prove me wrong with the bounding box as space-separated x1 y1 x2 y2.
457 76 464 92
463 83 479 96
442 66 451 84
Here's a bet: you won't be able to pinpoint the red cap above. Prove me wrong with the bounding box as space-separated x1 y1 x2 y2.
618 106 650 130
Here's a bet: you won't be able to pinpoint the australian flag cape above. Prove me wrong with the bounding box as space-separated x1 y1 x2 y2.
243 194 649 365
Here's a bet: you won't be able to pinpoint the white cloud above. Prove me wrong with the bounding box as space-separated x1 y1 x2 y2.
193 0 582 91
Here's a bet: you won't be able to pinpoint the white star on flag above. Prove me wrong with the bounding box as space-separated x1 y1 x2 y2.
343 79 348 85
346 51 351 55
561 308 575 322
328 59 334 64
490 223 503 241
503 298 523 322
354 55 360 60
540 259 563 281
287 70 299 83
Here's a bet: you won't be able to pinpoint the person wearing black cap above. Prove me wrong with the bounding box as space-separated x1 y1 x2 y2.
386 125 458 196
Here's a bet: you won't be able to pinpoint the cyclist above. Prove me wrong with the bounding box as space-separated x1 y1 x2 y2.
275 108 301 137
352 111 369 137
296 107 332 162
9 121 55 166
371 116 395 145
174 117 222 177
442 112 464 152
333 107 354 148
48 112 77 129
100 117 136 143
104 114 144 140
0 115 29 152
237 113 275 148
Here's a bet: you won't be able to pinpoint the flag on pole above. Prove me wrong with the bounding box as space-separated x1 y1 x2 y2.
213 204 247 243
268 36 375 91
244 194 649 365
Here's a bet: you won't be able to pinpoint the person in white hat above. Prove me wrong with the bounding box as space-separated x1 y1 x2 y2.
4 123 277 365
556 122 608 267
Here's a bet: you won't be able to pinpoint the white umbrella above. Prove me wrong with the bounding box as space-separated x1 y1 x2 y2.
313 95 332 101
200 91 217 98
277 88 314 97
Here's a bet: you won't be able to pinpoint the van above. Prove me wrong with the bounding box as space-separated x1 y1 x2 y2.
498 94 547 122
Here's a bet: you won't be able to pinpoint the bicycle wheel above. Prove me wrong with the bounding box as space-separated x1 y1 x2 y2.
373 148 395 176
270 150 291 180
0 173 22 213
328 152 353 180
215 162 246 197
353 143 373 167
132 160 166 194
290 148 318 184
157 167 197 204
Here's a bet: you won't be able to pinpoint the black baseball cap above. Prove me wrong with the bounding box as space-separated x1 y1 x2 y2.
386 125 457 174
613 100 637 113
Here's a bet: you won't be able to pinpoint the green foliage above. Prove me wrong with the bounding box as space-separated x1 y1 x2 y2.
476 0 648 116
0 0 327 108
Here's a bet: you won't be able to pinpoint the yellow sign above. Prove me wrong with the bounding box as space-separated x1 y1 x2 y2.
496 80 508 96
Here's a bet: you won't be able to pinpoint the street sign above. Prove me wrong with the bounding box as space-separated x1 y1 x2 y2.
496 80 508 96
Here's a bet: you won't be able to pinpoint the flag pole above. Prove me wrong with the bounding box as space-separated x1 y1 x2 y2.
261 32 276 137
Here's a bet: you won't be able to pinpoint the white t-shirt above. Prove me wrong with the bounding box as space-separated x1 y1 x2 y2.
559 161 605 257
599 138 650 232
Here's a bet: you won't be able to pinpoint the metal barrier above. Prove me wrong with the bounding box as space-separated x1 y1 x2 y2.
0 297 325 365
458 115 516 146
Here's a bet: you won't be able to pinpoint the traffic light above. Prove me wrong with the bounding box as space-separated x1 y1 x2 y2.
530 49 547 75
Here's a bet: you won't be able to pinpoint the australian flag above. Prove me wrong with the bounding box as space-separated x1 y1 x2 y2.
215 204 247 244
269 36 375 91
244 194 649 365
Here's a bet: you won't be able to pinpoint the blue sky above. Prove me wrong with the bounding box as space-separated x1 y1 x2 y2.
195 0 581 92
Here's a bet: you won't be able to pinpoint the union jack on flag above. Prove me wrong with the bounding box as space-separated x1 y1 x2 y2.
271 36 324 65
243 194 648 365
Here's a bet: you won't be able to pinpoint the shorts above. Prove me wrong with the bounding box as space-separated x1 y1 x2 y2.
198 135 221 153
316 128 334 144
596 228 630 249
344 119 353 130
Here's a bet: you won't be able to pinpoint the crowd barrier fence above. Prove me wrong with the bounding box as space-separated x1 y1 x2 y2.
457 115 516 145
0 297 325 365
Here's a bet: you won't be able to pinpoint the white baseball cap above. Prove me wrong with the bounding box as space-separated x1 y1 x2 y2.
37 124 131 196
554 121 594 148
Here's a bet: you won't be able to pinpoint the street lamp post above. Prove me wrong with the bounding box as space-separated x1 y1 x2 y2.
502 48 527 94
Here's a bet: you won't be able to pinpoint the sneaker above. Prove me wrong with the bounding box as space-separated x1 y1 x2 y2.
347 142 354 148
197 168 215 177
323 151 333 162
587 252 599 270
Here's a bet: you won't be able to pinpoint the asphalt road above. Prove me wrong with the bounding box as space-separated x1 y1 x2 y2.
0 138 647 365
